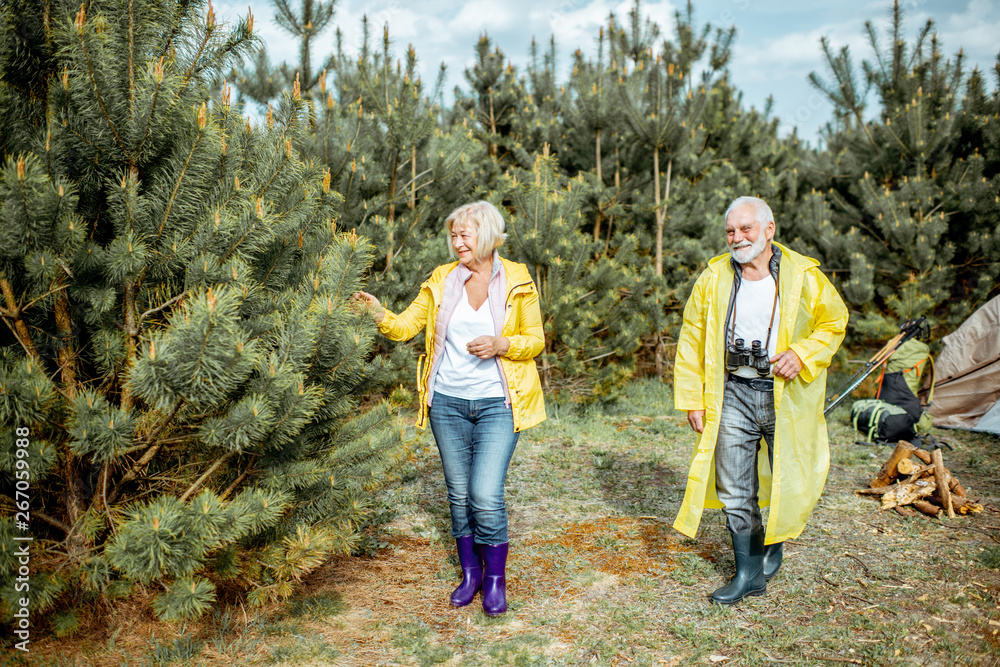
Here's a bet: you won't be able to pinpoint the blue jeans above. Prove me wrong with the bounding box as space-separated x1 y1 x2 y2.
715 378 776 534
428 392 519 545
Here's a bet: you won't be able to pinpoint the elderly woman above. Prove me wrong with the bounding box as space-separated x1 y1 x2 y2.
353 201 545 616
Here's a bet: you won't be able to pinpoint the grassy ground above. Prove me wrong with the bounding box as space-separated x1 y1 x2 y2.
18 379 1000 666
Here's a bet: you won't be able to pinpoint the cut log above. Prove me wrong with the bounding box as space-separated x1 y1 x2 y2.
903 464 935 484
931 449 956 519
871 441 916 488
881 479 935 510
857 463 934 496
913 449 933 465
949 477 968 497
912 500 942 517
953 498 984 515
897 458 919 476
857 486 894 496
924 495 982 514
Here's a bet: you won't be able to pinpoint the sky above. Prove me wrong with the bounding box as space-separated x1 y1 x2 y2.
215 0 1000 145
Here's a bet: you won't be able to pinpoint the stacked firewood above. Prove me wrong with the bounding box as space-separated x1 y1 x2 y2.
856 441 983 518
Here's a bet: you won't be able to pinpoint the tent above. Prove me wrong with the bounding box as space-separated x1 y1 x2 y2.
927 295 1000 435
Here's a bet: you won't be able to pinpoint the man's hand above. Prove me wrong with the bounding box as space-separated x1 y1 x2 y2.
687 410 705 433
467 336 510 359
770 349 803 381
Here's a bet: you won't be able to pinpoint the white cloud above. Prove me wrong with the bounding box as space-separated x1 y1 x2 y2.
936 0 1000 70
732 20 868 83
448 0 520 33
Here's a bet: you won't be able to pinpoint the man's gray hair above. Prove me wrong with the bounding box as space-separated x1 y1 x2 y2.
724 196 774 229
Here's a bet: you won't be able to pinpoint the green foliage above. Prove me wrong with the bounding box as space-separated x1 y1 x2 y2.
978 544 1000 570
806 3 1000 334
503 152 663 396
0 0 400 628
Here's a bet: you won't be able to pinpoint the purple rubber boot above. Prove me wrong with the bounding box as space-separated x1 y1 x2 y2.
481 542 509 616
450 535 483 607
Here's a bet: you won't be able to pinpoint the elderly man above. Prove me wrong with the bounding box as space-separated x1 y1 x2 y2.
673 196 848 605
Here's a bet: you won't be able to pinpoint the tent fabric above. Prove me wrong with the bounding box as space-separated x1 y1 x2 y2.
973 399 1000 434
928 295 1000 434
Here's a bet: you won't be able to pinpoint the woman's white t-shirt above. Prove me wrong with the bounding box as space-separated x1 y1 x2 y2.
432 287 506 399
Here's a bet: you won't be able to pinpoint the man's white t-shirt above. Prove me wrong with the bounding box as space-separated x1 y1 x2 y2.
731 274 779 379
432 287 506 399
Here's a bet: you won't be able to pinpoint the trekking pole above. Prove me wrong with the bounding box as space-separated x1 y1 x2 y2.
824 317 928 416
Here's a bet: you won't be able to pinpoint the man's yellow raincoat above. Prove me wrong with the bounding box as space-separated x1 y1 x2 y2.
673 242 848 544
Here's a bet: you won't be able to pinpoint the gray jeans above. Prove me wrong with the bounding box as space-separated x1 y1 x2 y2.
715 377 776 534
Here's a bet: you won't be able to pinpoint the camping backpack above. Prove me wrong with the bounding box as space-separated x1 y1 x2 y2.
851 398 917 442
850 339 935 443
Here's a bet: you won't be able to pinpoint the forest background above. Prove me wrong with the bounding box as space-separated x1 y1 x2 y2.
0 0 997 637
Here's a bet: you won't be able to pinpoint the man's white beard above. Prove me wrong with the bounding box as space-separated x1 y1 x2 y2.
730 232 767 264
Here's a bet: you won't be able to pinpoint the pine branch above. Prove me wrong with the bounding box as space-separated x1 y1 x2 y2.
220 457 257 501
20 283 69 313
0 275 38 357
179 452 234 501
155 128 206 239
138 292 187 325
106 401 184 504
35 509 72 534
77 25 128 155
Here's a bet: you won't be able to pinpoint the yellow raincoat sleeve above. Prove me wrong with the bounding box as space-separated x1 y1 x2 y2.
505 282 545 361
786 269 848 384
674 271 711 411
378 287 431 342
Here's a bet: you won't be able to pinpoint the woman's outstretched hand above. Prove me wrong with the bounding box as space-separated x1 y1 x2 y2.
350 291 385 323
467 336 510 359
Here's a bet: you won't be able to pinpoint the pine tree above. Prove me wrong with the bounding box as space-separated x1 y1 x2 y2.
501 149 659 396
0 0 399 626
273 0 337 93
615 0 734 276
564 27 626 246
306 18 474 311
806 2 1000 334
458 35 523 161
511 37 567 159
233 0 337 106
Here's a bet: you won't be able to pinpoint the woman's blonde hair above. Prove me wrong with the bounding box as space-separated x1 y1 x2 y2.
445 201 507 262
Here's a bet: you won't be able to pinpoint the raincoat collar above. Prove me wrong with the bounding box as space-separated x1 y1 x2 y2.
450 250 502 285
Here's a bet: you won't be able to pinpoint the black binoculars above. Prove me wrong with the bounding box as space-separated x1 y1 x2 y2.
725 338 771 377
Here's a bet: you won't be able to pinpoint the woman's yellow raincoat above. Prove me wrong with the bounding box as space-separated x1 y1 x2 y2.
673 242 848 544
377 255 546 433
